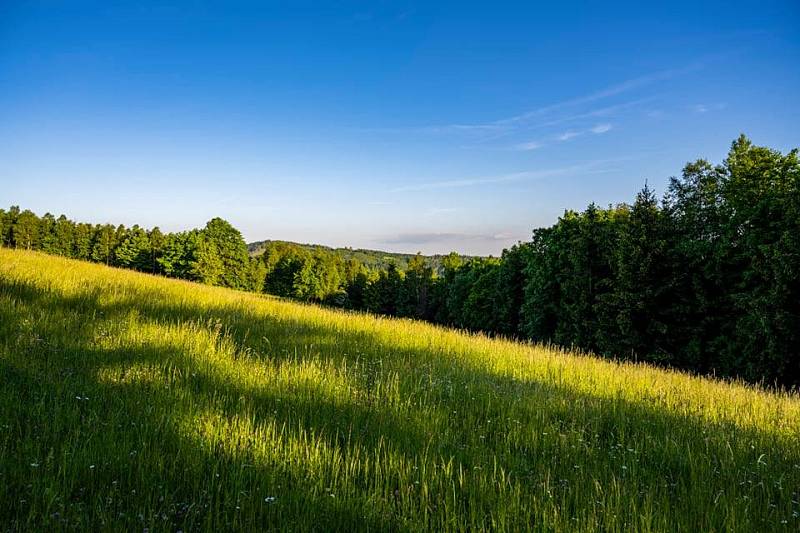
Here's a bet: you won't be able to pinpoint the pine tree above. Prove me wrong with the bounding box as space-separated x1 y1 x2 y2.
495 242 531 338
602 185 672 363
148 227 165 274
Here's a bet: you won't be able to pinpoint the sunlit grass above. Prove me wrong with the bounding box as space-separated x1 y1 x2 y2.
1 248 799 531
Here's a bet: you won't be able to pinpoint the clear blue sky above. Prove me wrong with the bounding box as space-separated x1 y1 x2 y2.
1 1 798 255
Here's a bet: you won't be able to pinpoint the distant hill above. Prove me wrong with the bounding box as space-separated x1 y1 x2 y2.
247 239 477 271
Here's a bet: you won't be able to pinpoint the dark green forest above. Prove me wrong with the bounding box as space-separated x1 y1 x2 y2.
2 136 798 386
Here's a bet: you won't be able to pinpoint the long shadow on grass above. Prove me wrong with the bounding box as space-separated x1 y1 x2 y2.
1 276 799 531
0 279 411 530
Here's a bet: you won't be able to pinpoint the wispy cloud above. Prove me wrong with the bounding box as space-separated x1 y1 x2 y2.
692 102 726 114
521 98 652 131
429 62 701 135
414 123 506 135
512 140 542 151
379 232 517 245
391 160 618 193
591 123 613 134
553 123 612 143
510 122 613 151
557 131 581 141
508 64 699 125
360 95 652 151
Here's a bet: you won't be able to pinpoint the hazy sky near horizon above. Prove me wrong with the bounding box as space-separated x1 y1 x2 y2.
1 1 798 255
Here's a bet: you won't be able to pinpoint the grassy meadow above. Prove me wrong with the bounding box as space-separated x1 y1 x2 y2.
1 248 799 531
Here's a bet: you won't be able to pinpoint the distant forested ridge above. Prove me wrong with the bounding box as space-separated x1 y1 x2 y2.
2 135 798 386
248 239 474 272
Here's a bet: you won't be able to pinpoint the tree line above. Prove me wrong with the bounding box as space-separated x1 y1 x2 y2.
2 136 798 386
248 239 472 273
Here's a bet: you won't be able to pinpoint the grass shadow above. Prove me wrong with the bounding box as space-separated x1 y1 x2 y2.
1 273 799 530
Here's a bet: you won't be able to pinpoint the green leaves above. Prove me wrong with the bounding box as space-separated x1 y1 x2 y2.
518 136 800 386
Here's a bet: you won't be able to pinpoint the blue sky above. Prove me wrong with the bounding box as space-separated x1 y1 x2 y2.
1 1 798 255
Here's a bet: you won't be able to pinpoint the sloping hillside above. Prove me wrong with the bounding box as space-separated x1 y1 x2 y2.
1 249 798 531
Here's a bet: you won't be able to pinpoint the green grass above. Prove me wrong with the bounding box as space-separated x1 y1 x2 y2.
1 249 799 531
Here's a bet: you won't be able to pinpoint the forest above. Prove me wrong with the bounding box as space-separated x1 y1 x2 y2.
2 135 798 386
248 239 473 272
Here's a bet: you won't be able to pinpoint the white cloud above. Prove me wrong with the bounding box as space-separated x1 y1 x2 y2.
437 61 702 133
555 123 611 142
557 131 582 141
390 160 618 193
513 140 542 151
419 98 651 141
692 102 726 114
508 123 611 151
591 123 613 134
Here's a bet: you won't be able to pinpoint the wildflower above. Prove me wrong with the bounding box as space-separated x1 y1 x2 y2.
264 496 276 503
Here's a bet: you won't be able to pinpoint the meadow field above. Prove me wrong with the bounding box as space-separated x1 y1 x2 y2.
1 248 799 531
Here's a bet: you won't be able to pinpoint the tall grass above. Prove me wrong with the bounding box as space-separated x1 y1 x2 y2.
1 248 799 531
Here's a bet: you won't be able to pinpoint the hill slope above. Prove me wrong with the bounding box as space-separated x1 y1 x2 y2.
1 248 799 531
